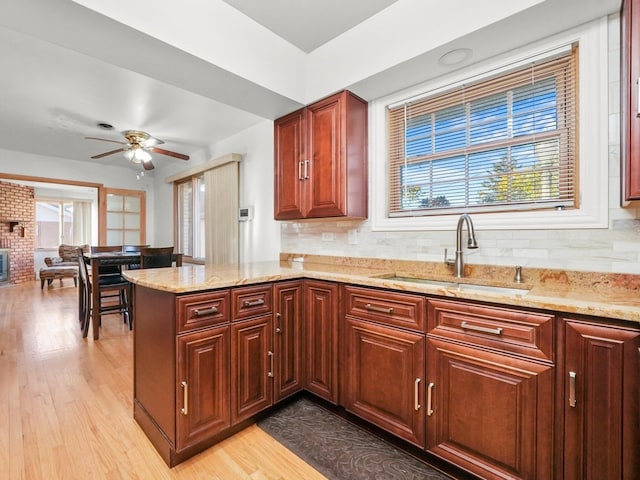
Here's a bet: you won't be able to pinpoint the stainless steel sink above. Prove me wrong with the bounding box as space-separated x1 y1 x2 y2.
381 275 529 297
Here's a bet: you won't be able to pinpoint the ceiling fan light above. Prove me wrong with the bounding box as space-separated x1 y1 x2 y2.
123 149 135 161
135 149 152 162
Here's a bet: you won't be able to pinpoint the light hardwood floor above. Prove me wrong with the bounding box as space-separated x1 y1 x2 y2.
0 280 326 479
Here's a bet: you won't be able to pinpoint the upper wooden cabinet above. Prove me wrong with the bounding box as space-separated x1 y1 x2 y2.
622 0 640 201
274 90 368 220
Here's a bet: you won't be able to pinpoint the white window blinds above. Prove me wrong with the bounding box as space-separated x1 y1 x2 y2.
387 45 578 216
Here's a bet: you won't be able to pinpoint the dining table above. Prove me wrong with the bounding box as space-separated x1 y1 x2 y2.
81 251 183 340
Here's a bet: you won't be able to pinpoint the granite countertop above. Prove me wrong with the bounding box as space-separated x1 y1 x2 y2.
123 254 640 323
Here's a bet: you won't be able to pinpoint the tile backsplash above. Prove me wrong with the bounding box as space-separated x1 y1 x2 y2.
281 13 640 275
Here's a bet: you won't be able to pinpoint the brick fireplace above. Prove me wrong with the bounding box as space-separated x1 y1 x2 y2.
0 181 35 284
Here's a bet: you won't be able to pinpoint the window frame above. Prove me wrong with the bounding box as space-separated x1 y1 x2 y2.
370 17 609 231
175 174 205 262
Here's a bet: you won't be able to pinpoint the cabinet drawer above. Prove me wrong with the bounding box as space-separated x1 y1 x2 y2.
232 284 272 321
177 290 230 333
428 299 553 361
343 286 426 332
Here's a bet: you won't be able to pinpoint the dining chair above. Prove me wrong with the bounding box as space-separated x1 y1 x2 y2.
123 244 150 270
140 246 174 269
90 245 123 275
77 248 133 337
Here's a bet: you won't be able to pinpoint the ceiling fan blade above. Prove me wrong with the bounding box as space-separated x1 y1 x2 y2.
91 148 126 159
85 136 127 145
149 146 190 161
142 137 164 148
142 159 155 170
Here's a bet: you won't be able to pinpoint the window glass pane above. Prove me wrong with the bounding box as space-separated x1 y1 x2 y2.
106 230 123 245
123 196 140 213
434 105 465 153
406 115 432 158
107 212 123 229
124 231 140 245
124 213 140 229
106 194 122 210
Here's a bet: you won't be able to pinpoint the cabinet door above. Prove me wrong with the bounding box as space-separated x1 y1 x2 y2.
426 337 554 480
304 280 339 403
306 93 344 218
274 108 306 219
344 317 425 447
623 0 640 200
176 325 230 451
273 281 303 402
231 315 273 424
560 318 640 480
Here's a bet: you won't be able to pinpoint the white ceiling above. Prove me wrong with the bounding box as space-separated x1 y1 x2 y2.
0 0 622 174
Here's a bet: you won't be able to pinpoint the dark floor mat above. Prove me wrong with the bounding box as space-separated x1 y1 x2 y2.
257 398 452 480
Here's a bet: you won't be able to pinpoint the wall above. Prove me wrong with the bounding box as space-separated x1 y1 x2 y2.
280 14 640 275
0 181 35 283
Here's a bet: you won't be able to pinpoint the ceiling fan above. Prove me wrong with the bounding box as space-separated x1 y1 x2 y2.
85 130 190 170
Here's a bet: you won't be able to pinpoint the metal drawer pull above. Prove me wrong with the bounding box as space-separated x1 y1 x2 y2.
298 161 304 180
569 371 577 407
193 306 218 317
303 160 310 179
364 303 394 314
460 321 503 335
637 78 640 117
243 298 265 307
268 351 274 378
426 382 434 417
276 312 282 333
180 381 188 415
414 378 421 411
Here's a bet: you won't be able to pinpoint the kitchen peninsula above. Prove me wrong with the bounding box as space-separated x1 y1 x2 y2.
124 255 640 479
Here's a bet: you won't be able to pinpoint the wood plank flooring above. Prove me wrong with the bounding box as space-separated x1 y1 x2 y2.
0 280 326 479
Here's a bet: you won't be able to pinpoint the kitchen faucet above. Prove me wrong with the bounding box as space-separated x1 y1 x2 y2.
444 213 478 278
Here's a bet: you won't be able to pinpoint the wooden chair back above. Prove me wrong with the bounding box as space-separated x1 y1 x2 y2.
140 247 174 269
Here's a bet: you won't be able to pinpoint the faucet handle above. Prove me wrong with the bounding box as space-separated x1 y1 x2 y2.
444 248 454 266
514 265 523 283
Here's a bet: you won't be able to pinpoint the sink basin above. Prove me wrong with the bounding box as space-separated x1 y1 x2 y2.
385 276 459 288
381 275 529 297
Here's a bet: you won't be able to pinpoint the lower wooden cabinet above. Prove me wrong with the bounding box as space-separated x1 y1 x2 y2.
231 314 273 424
343 317 425 447
273 281 304 402
426 337 554 479
303 280 339 403
177 325 230 449
426 299 554 480
558 317 640 480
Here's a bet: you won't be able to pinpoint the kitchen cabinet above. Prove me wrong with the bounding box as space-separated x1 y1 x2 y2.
133 286 231 466
342 286 426 447
426 299 555 480
557 316 640 480
303 279 339 403
231 285 273 424
622 0 640 201
230 282 304 423
273 281 303 402
274 90 368 220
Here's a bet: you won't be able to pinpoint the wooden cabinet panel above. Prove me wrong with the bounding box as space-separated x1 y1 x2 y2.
343 285 426 332
231 315 273 424
426 337 554 480
428 298 554 362
273 281 303 402
274 90 367 220
177 290 229 333
231 284 272 321
343 317 425 447
176 325 230 450
558 318 640 480
304 280 339 403
274 108 306 218
622 0 640 200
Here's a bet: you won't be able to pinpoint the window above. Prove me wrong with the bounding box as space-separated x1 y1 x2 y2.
371 18 608 231
176 175 205 260
36 201 73 248
99 188 146 245
388 47 577 216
